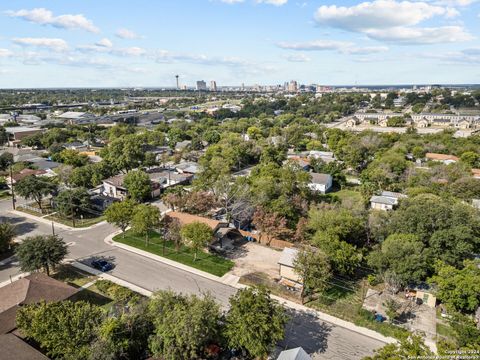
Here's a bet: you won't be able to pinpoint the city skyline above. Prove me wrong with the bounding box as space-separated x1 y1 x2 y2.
0 0 479 88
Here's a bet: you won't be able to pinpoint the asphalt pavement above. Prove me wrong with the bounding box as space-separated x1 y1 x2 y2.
0 198 384 359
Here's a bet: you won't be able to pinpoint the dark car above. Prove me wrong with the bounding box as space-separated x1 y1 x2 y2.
91 259 113 272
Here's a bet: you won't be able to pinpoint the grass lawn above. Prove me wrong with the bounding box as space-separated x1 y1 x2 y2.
52 264 97 288
72 284 114 309
114 230 234 277
44 213 105 228
17 205 105 228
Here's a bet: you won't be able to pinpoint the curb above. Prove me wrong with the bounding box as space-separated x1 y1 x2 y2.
104 231 396 345
10 210 107 232
105 231 224 283
70 260 153 297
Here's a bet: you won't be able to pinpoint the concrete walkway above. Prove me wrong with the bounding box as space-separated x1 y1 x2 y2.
10 209 107 232
106 231 396 345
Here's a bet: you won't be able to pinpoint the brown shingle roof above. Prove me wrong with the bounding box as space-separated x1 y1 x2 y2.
0 334 49 360
11 169 47 182
166 212 226 231
425 153 459 161
0 273 77 334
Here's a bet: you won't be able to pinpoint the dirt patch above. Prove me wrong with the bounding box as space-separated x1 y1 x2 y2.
228 241 282 278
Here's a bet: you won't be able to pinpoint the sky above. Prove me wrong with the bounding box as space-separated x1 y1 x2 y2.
0 0 479 88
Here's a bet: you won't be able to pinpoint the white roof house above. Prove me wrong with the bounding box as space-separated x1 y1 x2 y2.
370 191 407 211
277 347 311 360
308 173 333 194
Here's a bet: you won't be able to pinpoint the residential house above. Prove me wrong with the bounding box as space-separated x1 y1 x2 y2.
285 156 310 171
425 153 459 165
370 191 407 211
308 173 333 194
6 168 48 186
174 161 200 175
62 141 88 151
0 273 77 334
102 168 192 200
277 347 311 360
4 127 44 147
175 140 192 152
278 247 302 286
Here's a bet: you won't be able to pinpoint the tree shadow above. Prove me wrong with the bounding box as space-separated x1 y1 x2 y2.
278 309 332 355
0 215 38 236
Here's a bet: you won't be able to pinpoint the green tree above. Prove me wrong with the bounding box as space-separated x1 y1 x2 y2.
15 235 68 276
104 200 136 237
93 305 152 360
131 204 161 245
148 291 221 360
123 170 151 202
16 301 104 360
101 135 145 173
0 152 13 171
54 187 91 219
368 234 428 286
383 298 401 323
293 246 332 303
53 149 89 167
363 334 433 359
224 286 288 359
15 175 57 212
0 126 8 146
0 222 16 254
460 151 480 168
429 260 480 313
180 222 212 261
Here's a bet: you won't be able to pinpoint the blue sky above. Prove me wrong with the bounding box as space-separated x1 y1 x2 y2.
0 0 479 87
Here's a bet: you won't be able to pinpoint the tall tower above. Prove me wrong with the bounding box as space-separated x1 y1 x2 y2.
175 75 179 89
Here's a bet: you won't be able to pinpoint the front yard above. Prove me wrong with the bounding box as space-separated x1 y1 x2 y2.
113 230 234 277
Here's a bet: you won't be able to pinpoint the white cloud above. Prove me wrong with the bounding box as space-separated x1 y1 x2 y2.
111 47 146 57
13 37 68 52
433 0 478 6
366 26 473 44
0 49 13 57
95 38 113 48
115 28 141 39
283 53 311 62
313 0 471 45
423 48 480 64
277 39 389 54
256 0 288 5
6 8 99 33
314 0 452 31
220 0 245 3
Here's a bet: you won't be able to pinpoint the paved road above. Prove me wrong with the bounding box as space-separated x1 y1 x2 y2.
0 198 384 359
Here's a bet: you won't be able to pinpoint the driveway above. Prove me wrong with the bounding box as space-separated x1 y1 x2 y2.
228 241 282 279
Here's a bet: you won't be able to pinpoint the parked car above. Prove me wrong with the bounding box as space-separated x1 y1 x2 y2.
91 259 113 272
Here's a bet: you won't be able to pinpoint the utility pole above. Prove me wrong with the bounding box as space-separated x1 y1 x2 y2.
51 221 55 236
70 191 75 228
9 163 15 210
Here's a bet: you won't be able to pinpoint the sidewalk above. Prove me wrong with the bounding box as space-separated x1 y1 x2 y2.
106 231 396 345
10 209 107 232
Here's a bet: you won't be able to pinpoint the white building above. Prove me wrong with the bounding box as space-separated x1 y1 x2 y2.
370 191 407 211
308 173 333 194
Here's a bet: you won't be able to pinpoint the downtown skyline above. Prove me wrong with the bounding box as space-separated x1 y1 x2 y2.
0 0 479 88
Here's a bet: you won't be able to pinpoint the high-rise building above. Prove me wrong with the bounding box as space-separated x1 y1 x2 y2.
210 80 217 92
288 80 298 92
175 75 179 89
196 80 207 91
